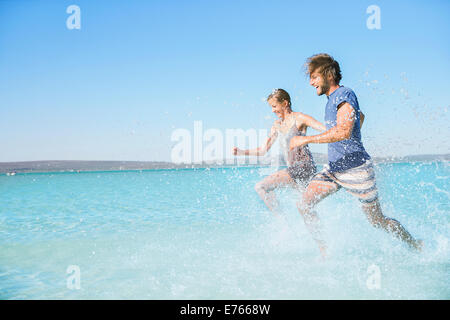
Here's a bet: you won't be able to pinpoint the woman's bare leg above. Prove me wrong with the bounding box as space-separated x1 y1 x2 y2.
254 169 296 215
297 180 340 257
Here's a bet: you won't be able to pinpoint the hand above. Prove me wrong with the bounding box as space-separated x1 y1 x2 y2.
289 136 309 150
232 147 241 156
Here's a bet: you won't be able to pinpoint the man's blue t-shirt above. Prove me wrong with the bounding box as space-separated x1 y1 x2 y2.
325 86 371 172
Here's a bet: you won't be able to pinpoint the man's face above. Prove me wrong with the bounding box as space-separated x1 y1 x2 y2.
309 71 329 96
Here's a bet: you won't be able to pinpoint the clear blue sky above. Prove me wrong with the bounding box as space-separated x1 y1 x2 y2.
0 0 449 162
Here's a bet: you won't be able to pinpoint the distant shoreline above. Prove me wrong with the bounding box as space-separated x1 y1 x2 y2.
1 154 448 174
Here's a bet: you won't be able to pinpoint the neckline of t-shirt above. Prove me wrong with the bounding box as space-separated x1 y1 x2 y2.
327 85 344 99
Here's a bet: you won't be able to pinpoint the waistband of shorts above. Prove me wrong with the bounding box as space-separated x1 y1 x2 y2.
328 151 371 172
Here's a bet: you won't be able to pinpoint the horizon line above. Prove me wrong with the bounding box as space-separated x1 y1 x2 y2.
1 152 449 164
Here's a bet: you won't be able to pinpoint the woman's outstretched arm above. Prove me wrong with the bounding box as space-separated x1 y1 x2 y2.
233 122 279 156
297 113 327 132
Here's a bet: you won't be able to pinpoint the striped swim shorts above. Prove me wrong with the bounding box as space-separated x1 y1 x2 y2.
310 160 379 204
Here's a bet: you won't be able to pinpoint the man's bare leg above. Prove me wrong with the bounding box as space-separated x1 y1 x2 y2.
296 180 340 257
361 199 423 250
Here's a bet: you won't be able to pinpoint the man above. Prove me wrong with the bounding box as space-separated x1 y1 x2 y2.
289 53 422 257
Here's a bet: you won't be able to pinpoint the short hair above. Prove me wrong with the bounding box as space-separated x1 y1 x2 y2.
305 53 342 84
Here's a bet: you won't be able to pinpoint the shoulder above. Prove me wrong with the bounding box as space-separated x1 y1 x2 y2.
292 112 308 123
292 112 309 129
335 86 359 110
336 86 356 99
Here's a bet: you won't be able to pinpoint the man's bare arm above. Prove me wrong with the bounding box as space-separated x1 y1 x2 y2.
290 102 355 150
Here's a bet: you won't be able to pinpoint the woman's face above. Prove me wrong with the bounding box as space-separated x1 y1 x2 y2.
268 97 289 119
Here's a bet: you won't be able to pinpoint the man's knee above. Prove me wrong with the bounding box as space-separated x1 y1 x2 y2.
367 215 383 228
364 209 396 230
362 200 386 227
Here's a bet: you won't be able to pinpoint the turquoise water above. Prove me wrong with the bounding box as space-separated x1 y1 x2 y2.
0 162 449 299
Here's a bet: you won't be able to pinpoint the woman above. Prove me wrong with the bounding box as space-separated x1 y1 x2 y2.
232 88 326 214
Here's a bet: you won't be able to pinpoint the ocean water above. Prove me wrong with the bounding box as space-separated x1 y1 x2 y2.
0 162 449 299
